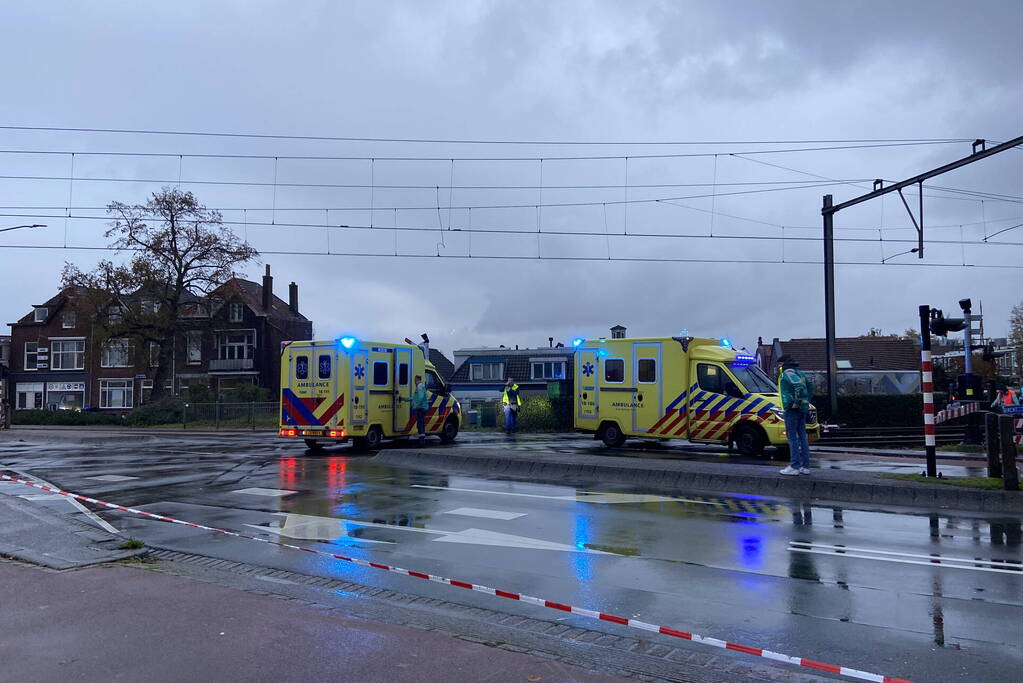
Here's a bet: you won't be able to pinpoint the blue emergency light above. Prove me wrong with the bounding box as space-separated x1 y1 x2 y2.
572 337 585 348
720 337 732 349
338 336 357 350
732 353 756 367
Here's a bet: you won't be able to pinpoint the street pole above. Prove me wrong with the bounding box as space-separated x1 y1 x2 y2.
823 194 838 420
919 305 937 477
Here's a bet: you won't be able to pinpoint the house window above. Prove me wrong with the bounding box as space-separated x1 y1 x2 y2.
100 379 134 409
604 358 625 383
228 302 244 322
16 382 44 409
141 300 160 315
295 355 309 380
470 362 504 381
181 303 208 318
530 361 566 380
217 330 255 360
62 311 76 328
101 339 131 368
51 340 86 370
186 331 202 364
33 307 47 322
107 305 125 323
149 342 160 367
373 361 389 386
638 358 656 383
24 342 38 371
318 354 331 379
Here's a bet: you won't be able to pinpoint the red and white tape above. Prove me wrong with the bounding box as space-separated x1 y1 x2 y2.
934 402 982 425
0 473 912 683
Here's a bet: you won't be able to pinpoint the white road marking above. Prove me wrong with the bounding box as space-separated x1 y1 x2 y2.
86 474 140 482
18 494 67 502
7 468 119 534
788 542 1023 575
442 507 525 520
233 487 297 497
262 512 606 553
411 484 723 506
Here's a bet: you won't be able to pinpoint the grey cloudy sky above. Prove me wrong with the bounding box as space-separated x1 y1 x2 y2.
2 0 1021 356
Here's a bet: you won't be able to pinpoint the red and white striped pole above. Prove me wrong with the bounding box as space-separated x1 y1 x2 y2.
919 305 937 477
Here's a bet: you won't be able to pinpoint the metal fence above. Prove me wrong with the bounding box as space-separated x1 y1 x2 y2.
182 402 278 430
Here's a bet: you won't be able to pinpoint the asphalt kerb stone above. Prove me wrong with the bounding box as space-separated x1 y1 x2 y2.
374 448 1023 513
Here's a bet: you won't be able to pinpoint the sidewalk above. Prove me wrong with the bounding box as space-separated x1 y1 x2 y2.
0 486 621 683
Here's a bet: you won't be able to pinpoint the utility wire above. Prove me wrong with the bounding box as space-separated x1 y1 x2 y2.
0 125 975 147
0 140 970 162
0 242 1018 269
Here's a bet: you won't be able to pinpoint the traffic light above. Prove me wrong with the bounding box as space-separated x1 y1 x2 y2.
981 344 1005 362
928 309 967 337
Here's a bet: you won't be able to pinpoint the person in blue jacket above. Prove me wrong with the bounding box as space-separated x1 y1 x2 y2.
776 355 812 476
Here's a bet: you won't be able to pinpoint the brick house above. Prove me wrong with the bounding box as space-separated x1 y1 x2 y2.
6 266 312 413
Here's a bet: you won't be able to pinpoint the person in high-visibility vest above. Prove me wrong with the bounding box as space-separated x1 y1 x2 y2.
502 377 522 435
992 385 1020 410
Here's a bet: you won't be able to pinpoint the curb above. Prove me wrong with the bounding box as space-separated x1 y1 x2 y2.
372 450 1023 513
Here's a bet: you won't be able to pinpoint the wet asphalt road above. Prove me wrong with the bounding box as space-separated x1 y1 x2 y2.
2 434 1021 682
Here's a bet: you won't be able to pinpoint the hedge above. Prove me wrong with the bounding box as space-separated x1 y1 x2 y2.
469 396 573 432
124 398 184 426
13 409 121 426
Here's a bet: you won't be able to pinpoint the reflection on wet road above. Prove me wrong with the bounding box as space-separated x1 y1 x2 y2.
3 435 1021 681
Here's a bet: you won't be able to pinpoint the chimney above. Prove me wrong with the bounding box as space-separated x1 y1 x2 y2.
262 264 273 312
548 337 554 348
288 281 298 314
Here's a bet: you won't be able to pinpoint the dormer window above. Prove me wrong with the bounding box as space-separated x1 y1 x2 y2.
33 307 47 322
62 311 76 328
228 302 244 323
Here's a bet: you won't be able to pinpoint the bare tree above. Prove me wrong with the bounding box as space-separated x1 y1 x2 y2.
62 188 257 400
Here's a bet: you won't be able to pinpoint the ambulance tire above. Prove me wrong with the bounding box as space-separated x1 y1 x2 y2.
732 423 766 457
304 439 324 451
356 426 384 451
599 422 626 448
439 417 459 443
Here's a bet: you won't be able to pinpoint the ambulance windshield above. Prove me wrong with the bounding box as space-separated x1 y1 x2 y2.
729 364 776 394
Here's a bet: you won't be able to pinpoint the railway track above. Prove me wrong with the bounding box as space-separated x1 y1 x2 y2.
819 425 964 448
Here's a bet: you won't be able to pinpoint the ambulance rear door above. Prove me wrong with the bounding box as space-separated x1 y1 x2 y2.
393 346 413 434
576 348 598 421
632 342 662 432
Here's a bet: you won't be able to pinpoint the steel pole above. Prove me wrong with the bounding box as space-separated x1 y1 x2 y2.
920 305 937 477
823 194 838 419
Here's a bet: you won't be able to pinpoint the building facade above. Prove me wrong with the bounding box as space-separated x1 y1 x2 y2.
449 343 574 407
6 266 312 413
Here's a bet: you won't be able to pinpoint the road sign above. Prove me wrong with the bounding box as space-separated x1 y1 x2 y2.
1003 405 1023 416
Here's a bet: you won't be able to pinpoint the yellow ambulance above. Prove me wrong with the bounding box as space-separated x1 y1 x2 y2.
573 335 818 455
279 337 460 450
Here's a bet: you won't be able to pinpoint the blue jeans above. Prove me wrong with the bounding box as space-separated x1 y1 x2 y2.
784 410 811 469
504 405 517 433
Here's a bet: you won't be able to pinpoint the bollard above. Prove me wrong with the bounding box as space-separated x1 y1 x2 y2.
985 412 1002 478
999 415 1019 491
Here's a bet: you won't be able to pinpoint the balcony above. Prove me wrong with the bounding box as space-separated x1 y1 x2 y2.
209 358 255 372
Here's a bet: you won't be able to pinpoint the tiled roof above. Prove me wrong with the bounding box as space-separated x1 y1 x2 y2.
429 349 455 381
213 278 309 322
760 337 920 372
450 349 574 384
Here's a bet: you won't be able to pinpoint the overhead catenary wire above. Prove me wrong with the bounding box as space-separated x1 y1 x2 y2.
0 124 976 146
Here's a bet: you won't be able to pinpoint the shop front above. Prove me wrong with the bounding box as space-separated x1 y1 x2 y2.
46 381 86 410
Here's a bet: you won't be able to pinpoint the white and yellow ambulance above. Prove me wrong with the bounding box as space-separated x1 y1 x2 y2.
279 337 460 450
573 335 818 455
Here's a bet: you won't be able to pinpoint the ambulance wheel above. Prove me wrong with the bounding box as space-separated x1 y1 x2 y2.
600 422 626 448
304 439 324 451
356 426 384 451
732 424 766 457
439 418 459 443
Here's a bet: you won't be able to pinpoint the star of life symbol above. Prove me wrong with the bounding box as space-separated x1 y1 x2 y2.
354 364 366 380
582 362 595 377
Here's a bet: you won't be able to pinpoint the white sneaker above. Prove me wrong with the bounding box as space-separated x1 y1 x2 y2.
799 467 811 475
779 466 800 476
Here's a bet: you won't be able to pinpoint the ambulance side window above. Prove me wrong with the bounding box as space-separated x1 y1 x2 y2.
398 363 410 386
318 354 331 379
638 359 656 383
373 361 389 386
697 364 723 394
604 358 624 383
295 355 309 380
